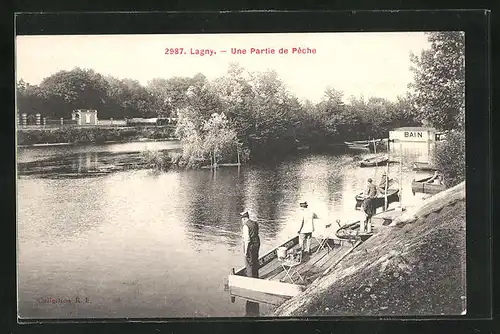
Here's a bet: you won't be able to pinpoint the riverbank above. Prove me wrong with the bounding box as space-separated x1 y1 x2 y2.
17 137 179 148
17 126 177 146
273 182 466 316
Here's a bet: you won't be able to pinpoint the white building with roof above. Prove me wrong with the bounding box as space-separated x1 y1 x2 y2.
388 127 437 164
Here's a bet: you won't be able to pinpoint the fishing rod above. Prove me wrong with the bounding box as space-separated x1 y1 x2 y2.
190 224 242 237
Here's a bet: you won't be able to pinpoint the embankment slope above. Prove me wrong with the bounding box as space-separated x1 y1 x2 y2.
273 182 466 316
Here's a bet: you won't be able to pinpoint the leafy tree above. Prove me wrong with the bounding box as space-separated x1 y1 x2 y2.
38 68 109 119
16 80 45 117
147 76 192 117
202 113 238 164
434 129 465 187
409 31 465 130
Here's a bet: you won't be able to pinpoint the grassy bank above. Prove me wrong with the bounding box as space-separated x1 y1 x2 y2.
17 126 176 146
273 182 466 316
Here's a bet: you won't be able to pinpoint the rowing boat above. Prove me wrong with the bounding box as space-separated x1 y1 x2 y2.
345 139 382 145
297 145 310 152
344 142 370 152
227 232 355 304
360 154 389 168
412 161 438 172
354 187 400 211
335 220 374 240
411 176 446 195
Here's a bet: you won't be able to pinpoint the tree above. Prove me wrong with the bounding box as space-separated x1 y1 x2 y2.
434 129 465 187
37 68 110 119
147 76 192 117
16 80 45 117
409 32 465 130
105 77 156 118
202 113 238 165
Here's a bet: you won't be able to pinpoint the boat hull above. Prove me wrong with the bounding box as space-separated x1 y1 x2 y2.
355 189 400 210
360 158 389 168
412 162 438 172
411 177 446 195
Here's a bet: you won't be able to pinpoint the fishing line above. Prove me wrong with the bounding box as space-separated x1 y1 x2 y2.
190 224 241 237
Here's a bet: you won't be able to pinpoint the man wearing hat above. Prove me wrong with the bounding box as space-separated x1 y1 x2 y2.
379 172 388 191
297 201 318 255
361 178 377 233
240 210 260 278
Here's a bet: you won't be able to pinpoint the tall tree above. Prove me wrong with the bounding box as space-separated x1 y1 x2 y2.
409 32 465 130
38 68 109 119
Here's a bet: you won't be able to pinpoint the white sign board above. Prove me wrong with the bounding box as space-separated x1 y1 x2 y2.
389 130 434 142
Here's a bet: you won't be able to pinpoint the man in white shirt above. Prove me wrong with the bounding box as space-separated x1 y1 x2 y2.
297 201 318 255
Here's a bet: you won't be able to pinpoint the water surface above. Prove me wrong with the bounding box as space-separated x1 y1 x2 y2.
17 141 431 318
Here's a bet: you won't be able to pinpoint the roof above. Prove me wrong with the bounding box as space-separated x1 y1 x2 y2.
391 127 436 132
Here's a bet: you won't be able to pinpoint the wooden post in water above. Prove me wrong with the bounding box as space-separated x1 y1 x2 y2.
399 140 403 208
237 143 240 166
384 139 390 210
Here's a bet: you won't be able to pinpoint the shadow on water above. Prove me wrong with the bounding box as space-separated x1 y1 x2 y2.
17 150 162 179
245 301 260 317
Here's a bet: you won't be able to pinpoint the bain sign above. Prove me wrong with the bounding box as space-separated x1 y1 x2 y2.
404 131 424 139
389 128 435 142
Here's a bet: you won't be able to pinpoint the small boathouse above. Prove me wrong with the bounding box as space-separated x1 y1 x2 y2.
388 127 437 164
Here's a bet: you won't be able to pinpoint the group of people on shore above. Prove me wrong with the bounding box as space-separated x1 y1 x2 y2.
239 169 444 279
239 172 390 278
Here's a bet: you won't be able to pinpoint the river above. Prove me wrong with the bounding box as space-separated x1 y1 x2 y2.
17 140 432 318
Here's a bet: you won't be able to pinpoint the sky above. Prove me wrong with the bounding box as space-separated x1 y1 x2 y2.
15 32 431 103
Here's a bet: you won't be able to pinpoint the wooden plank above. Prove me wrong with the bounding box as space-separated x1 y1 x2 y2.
228 274 304 297
323 240 363 275
233 236 299 276
229 287 290 306
270 243 331 283
310 243 348 270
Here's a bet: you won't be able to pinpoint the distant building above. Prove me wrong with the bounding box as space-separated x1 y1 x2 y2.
389 127 438 164
72 109 98 125
389 127 437 143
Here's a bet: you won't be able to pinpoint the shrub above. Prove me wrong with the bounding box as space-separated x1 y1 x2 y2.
141 150 172 171
434 129 465 187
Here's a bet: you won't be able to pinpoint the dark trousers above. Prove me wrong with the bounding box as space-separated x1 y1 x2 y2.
245 243 260 278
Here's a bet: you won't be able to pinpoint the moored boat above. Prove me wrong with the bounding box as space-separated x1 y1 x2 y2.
360 154 389 168
411 176 446 195
335 220 375 240
227 231 356 304
297 145 310 152
412 161 438 172
344 142 370 152
354 187 400 211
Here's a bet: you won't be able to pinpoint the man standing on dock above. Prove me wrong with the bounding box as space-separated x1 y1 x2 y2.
241 211 260 278
361 178 377 233
297 201 318 256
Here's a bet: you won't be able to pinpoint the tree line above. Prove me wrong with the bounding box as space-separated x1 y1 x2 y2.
17 32 465 166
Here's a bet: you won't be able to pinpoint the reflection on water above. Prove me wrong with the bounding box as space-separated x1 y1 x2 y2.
245 301 260 317
17 141 181 178
17 141 434 318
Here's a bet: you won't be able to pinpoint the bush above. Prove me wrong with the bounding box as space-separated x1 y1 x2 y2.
141 150 173 171
434 129 465 187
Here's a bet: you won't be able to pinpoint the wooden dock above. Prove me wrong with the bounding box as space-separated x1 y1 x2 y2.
228 233 362 305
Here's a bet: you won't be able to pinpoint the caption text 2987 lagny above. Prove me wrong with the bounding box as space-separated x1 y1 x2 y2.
165 47 317 56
